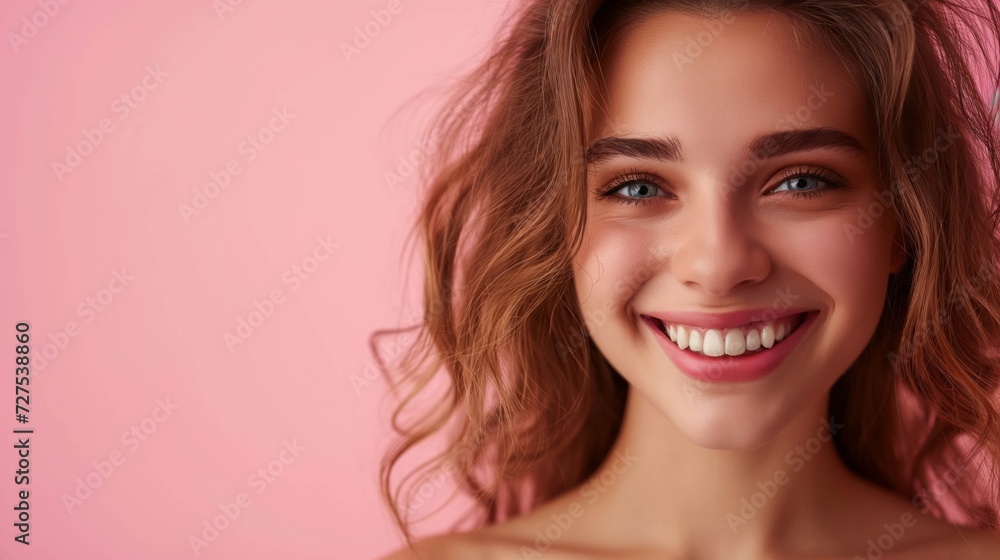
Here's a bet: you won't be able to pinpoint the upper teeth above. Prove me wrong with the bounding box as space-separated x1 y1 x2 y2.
663 315 801 357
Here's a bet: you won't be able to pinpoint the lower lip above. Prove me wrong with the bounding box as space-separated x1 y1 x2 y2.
646 311 819 383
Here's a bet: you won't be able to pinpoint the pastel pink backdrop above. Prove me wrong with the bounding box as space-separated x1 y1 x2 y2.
0 1 509 558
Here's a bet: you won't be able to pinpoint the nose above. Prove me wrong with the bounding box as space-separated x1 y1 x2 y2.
669 195 772 296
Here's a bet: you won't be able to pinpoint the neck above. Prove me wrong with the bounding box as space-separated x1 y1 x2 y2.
588 388 858 558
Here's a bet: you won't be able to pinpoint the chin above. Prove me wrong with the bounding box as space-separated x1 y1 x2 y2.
622 363 826 452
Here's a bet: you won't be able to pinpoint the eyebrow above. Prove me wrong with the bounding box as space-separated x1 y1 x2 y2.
584 127 866 165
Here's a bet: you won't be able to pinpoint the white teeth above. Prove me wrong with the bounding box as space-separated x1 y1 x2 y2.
724 328 746 356
703 329 725 357
688 330 703 353
677 325 689 350
656 313 808 357
761 324 775 348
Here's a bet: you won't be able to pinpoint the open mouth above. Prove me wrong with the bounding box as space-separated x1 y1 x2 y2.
645 311 812 358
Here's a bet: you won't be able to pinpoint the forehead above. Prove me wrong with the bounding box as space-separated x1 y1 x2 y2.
590 9 869 152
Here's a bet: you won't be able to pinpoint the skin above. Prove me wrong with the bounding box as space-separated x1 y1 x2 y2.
383 9 1000 560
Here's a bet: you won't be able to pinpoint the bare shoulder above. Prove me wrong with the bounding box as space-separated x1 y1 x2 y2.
883 511 1000 559
377 535 473 560
908 527 1000 559
377 490 602 560
377 532 528 560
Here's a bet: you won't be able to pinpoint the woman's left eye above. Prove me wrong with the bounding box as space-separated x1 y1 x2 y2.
768 168 846 199
775 176 823 192
772 176 828 197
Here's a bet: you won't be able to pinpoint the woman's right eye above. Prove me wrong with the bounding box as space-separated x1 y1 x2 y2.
616 182 662 199
594 172 674 206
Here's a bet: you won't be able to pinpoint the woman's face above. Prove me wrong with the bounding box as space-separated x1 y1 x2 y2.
573 9 903 448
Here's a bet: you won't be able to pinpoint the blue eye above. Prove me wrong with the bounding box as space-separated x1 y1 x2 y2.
774 176 822 192
617 182 662 198
769 169 845 199
594 170 673 206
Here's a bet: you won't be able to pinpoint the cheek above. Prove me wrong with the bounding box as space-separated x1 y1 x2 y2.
573 222 667 332
772 209 894 348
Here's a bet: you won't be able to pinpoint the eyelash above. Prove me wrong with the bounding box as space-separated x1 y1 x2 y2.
593 165 847 206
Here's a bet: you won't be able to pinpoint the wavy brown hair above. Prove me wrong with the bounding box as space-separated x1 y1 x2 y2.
370 0 1000 543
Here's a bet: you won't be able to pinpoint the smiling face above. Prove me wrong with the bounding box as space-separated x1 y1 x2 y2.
573 9 904 448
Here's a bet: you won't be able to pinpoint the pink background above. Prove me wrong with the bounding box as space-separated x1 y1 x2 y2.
0 1 508 558
0 1 997 559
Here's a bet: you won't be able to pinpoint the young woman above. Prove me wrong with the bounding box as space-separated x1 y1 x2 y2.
375 0 1000 557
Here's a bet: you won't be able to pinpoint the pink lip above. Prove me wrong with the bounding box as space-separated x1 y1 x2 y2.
644 307 813 330
644 310 820 383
